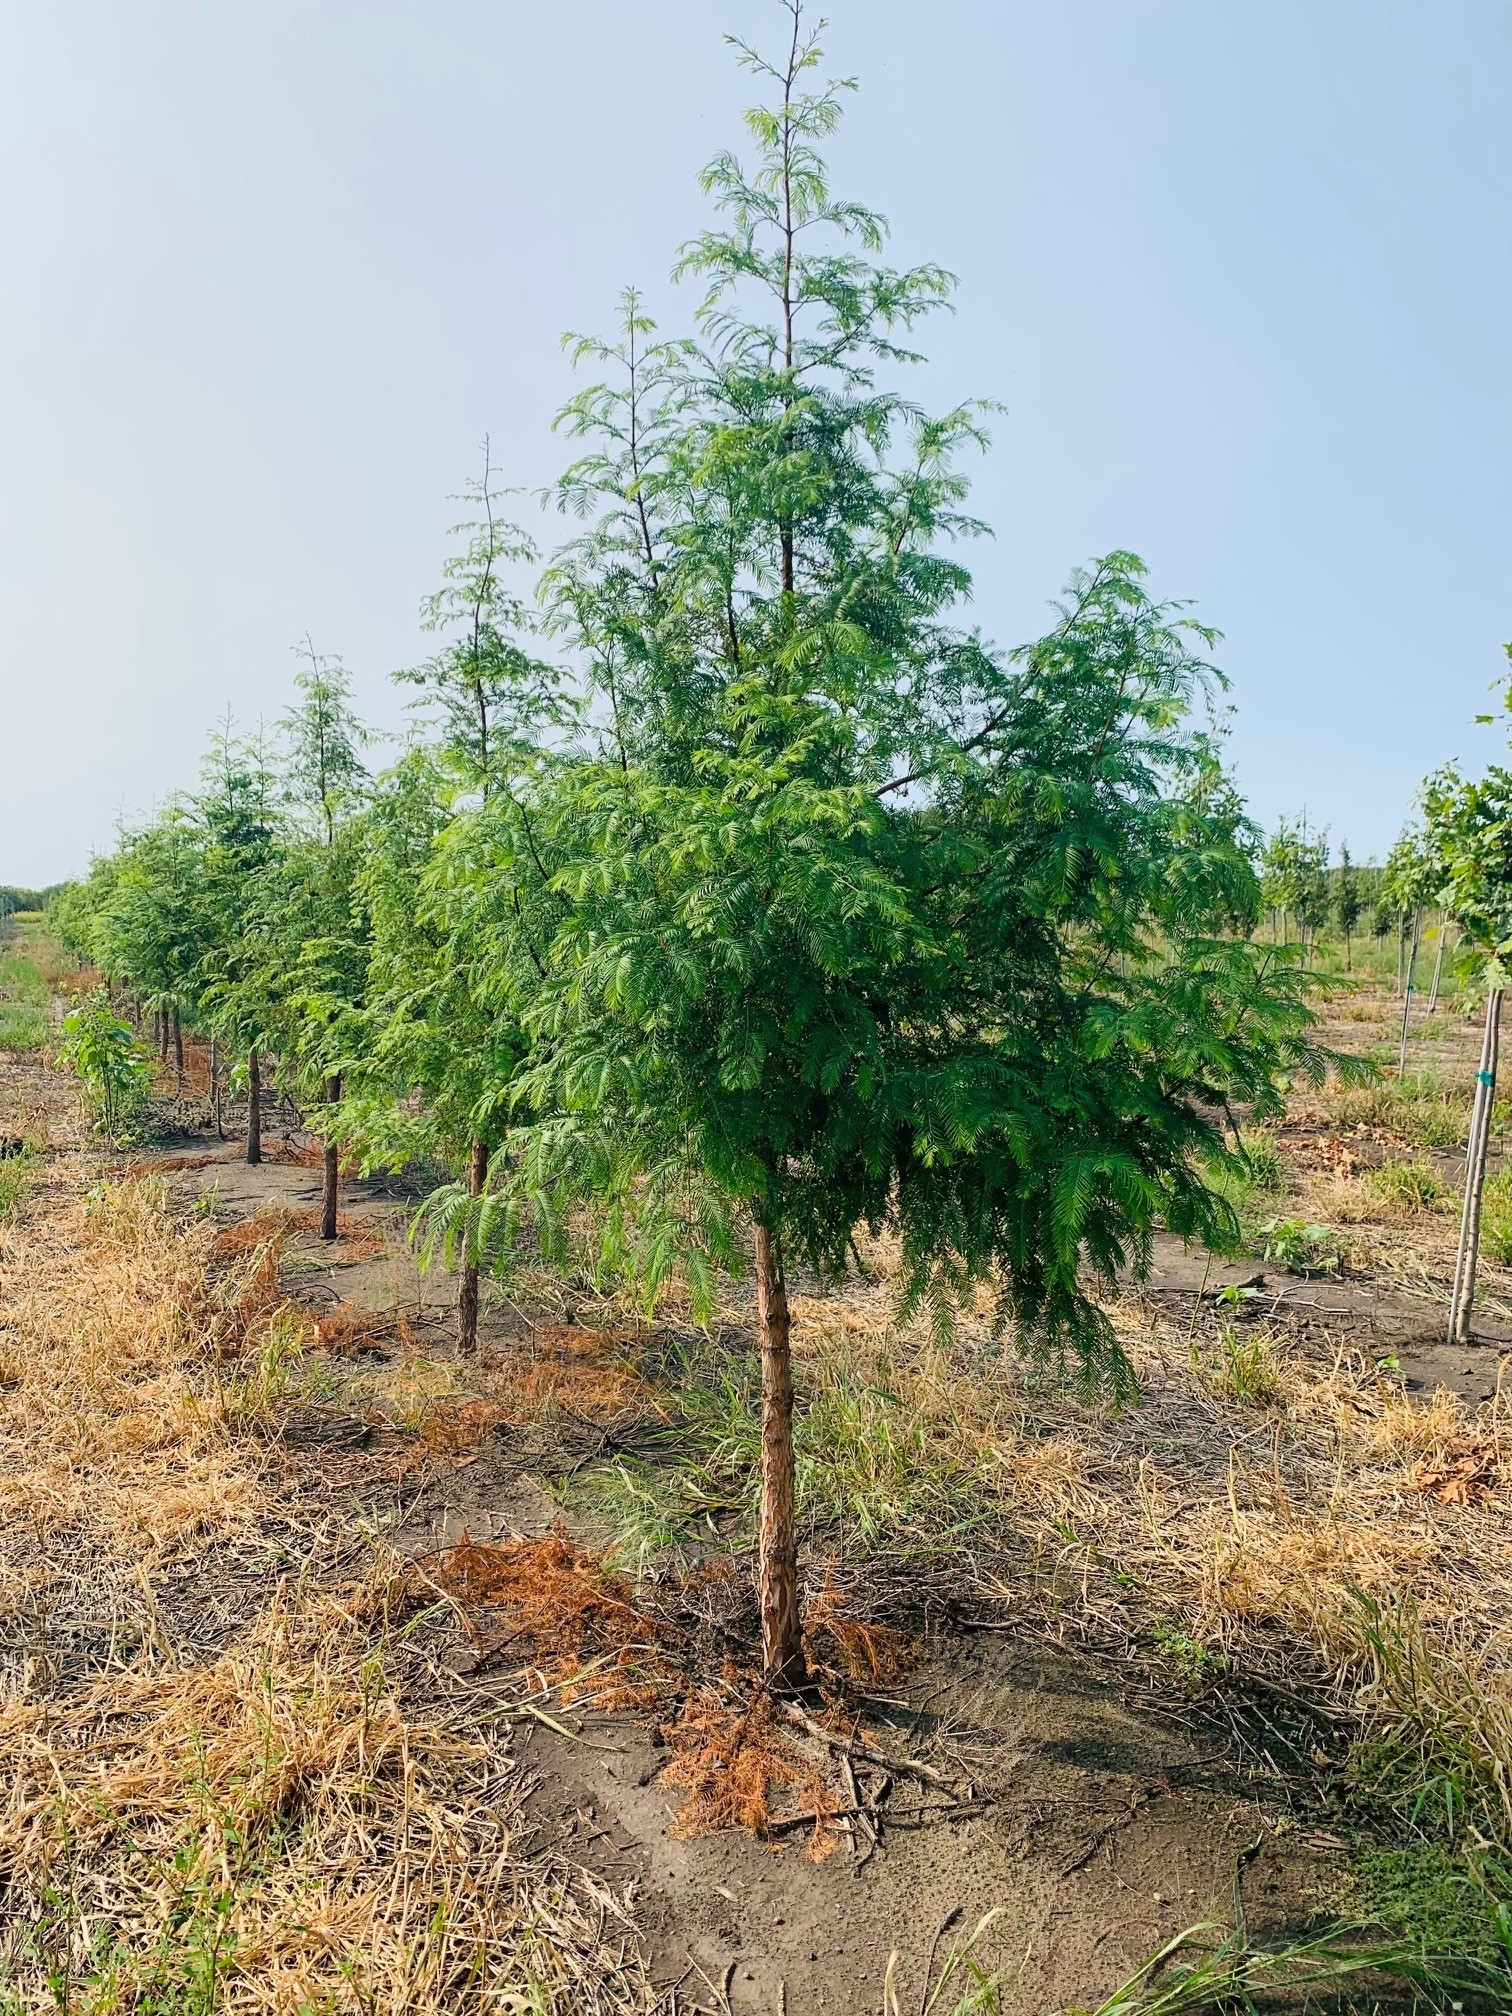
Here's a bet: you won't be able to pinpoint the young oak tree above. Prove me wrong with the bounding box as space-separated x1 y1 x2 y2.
474 4 1328 1690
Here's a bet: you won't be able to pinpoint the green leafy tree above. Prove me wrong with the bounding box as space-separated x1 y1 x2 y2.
58 989 154 1136
1260 817 1328 955
1422 687 1512 1343
469 4 1329 1689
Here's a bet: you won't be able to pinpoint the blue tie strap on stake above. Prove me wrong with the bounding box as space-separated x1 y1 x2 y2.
1479 1070 1496 1087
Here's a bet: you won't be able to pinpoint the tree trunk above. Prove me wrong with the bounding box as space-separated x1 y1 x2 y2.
1449 988 1503 1346
1397 911 1422 1077
1344 924 1352 971
172 1008 184 1083
753 1219 807 1693
246 1048 262 1165
321 1073 342 1241
210 1037 223 1139
458 1135 488 1354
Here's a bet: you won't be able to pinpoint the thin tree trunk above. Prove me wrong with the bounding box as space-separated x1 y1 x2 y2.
172 1008 184 1084
458 1135 488 1354
1449 988 1503 1346
753 1218 807 1693
247 1048 262 1165
210 1037 223 1139
1345 924 1352 971
321 1073 342 1241
1397 910 1422 1077
1396 921 1407 995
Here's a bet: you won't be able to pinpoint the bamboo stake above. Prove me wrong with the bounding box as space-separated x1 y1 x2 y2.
1449 987 1503 1346
1397 910 1422 1077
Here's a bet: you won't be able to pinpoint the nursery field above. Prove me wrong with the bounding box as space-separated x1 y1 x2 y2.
5 913 1512 2014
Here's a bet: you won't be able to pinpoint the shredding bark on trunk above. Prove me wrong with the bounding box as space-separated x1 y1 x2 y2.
753 1217 807 1693
458 1135 488 1353
246 1048 262 1165
321 1072 342 1241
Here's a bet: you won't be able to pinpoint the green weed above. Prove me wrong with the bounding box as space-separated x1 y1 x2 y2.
1151 1621 1226 1690
572 1457 691 1572
1364 1157 1445 1211
1194 1321 1279 1405
1334 1842 1512 1977
1257 1216 1340 1276
0 1143 41 1221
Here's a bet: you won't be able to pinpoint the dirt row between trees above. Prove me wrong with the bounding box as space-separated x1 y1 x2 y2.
5 978 1512 2011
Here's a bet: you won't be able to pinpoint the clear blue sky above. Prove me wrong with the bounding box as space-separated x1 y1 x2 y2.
3 1 1508 884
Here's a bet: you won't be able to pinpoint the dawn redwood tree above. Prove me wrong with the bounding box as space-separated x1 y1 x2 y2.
367 451 571 1347
194 719 282 1158
255 644 372 1235
482 4 1329 1690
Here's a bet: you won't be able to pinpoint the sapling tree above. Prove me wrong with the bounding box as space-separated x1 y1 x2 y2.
1335 843 1362 969
1383 827 1435 1074
371 453 571 1343
1422 740 1512 1344
59 989 154 1136
1260 817 1328 959
268 644 372 1237
477 4 1330 1690
194 720 284 1162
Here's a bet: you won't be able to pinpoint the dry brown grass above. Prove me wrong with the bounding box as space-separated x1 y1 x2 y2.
0 1167 656 2012
0 1180 284 1608
482 1323 656 1423
210 1203 387 1263
0 1577 653 2013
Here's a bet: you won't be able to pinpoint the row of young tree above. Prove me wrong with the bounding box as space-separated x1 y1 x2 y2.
51 5 1344 1688
1255 818 1460 981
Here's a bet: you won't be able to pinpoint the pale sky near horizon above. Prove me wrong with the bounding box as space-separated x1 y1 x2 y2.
2 1 1509 886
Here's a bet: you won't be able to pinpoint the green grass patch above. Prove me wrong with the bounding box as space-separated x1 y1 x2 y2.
1479 1170 1512 1266
1365 1158 1446 1211
1328 1073 1475 1151
569 1329 996 1567
0 1144 41 1219
0 1002 47 1050
0 940 51 1049
1333 1843 1512 1978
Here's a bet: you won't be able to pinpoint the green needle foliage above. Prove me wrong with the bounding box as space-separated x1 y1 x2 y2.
452 0 1330 1684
